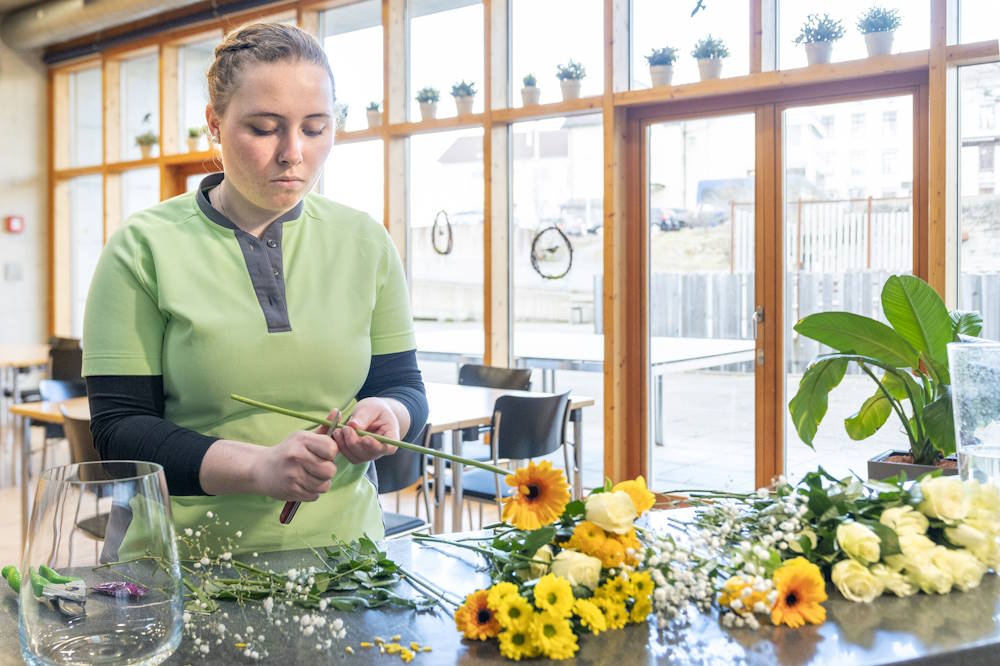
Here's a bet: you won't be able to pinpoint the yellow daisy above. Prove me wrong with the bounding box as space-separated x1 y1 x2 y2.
501 461 570 530
532 610 579 661
498 627 539 661
628 571 654 601
597 537 626 568
629 597 652 624
533 573 574 618
573 598 607 635
597 597 628 630
770 557 827 629
454 589 501 640
612 528 642 565
487 581 520 610
596 575 630 604
613 475 656 515
496 594 534 631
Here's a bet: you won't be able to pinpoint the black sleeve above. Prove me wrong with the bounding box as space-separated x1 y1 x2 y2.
86 375 217 497
357 349 428 443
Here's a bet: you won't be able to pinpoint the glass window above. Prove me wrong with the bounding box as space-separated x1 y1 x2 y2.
778 1 929 69
69 67 102 167
122 168 161 220
883 110 897 134
323 140 384 222
69 175 103 337
958 62 1000 341
512 115 603 489
120 52 160 161
512 0 603 99
632 0 750 88
322 0 382 132
177 37 217 153
409 0 483 120
959 1 1000 44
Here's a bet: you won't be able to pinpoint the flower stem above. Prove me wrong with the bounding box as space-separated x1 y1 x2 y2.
231 394 509 476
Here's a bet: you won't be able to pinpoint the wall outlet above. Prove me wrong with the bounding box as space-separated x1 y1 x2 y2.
3 262 23 282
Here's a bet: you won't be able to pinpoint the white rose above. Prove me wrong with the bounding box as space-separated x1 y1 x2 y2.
585 490 637 535
831 559 884 603
932 547 987 592
903 550 954 594
836 522 881 564
879 506 929 537
944 523 988 549
966 483 1000 535
918 477 970 525
518 544 553 580
870 563 917 598
788 528 818 554
550 549 602 591
884 534 938 573
970 537 1000 568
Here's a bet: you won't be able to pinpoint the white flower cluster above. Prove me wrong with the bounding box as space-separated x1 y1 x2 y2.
643 533 714 629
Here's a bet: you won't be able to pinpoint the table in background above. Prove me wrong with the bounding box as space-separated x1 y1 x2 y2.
0 344 49 483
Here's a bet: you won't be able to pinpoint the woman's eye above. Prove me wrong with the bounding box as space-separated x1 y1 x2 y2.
303 126 326 137
250 126 276 136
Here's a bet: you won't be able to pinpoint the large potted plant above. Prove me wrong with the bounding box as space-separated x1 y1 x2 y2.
416 87 439 121
858 6 901 57
521 73 540 106
795 13 845 66
691 36 729 81
451 80 476 115
645 46 678 87
556 60 586 101
789 275 984 480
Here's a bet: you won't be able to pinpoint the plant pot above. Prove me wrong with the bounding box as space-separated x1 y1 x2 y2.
454 95 474 115
804 41 834 66
867 449 959 481
521 86 540 106
559 79 581 101
186 137 200 153
366 109 382 129
650 64 674 87
696 58 723 81
419 101 437 121
139 144 154 160
865 31 895 57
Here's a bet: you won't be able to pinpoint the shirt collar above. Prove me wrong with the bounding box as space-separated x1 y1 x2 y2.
195 172 304 231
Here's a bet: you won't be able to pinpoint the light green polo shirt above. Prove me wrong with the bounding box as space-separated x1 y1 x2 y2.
83 173 415 556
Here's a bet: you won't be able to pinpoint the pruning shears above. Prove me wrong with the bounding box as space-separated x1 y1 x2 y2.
3 564 86 619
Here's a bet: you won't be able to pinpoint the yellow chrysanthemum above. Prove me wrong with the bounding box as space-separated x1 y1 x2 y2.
770 557 827 629
596 536 626 568
572 598 607 635
566 520 608 557
628 571 654 601
596 575 630 604
613 476 656 515
533 573 574 618
629 597 652 624
496 594 534 631
596 597 628 630
717 574 771 615
487 582 520 610
454 589 501 640
498 626 539 661
531 610 579 661
611 528 642 566
501 461 570 530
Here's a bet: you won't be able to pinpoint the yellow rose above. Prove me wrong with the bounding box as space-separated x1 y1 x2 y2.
612 476 656 516
550 549 603 591
871 563 917 598
879 506 929 537
945 523 988 549
831 559 884 603
931 547 987 592
903 550 954 594
788 528 818 554
836 522 881 564
585 491 638 535
918 477 970 525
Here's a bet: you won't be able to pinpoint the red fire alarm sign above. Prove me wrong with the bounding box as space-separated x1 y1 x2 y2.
4 216 24 233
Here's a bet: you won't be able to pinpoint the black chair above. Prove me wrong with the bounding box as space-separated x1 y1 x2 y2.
374 425 436 538
35 379 87 470
59 406 111 564
458 364 532 391
17 338 82 403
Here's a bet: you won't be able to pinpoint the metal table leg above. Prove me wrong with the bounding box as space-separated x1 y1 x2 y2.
451 430 463 533
19 414 31 548
432 434 445 534
572 409 583 500
655 374 664 447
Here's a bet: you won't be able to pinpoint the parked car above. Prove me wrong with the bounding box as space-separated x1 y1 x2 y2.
650 206 681 232
665 204 727 229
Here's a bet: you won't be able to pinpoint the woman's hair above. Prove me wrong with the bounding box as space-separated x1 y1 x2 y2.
207 22 336 117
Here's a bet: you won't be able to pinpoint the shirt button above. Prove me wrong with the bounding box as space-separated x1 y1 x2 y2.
266 239 277 248
273 269 280 277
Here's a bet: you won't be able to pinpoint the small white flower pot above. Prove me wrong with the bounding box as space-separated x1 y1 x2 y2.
521 86 541 106
454 95 475 115
696 58 723 81
559 79 581 101
186 137 200 153
418 101 438 121
139 144 155 160
650 65 674 87
366 109 382 129
865 31 895 57
805 41 834 66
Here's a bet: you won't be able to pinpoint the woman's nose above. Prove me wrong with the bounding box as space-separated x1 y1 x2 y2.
278 134 303 165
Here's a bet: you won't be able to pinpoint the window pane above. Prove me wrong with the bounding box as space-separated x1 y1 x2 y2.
409 0 483 119
69 67 102 167
512 115 603 489
324 140 384 222
632 0 750 89
177 37 217 153
783 95 915 481
122 168 160 221
512 0 603 100
120 52 159 161
70 175 103 338
958 62 1000 340
959 1 1000 44
778 1 929 70
323 0 382 132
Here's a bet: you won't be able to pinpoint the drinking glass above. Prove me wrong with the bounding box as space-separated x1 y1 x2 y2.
948 342 1000 484
19 461 182 665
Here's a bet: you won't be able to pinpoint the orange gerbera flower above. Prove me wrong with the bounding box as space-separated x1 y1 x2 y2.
770 557 827 629
455 589 502 640
501 461 570 530
613 476 656 516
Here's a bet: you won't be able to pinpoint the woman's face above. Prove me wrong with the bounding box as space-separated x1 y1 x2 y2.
208 60 334 212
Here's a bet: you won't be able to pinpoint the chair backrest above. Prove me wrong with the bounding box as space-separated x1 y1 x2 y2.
59 406 102 480
38 379 86 403
373 425 432 494
49 346 83 382
459 364 532 391
491 391 571 461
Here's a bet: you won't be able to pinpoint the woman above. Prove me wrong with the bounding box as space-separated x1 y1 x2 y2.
83 23 427 555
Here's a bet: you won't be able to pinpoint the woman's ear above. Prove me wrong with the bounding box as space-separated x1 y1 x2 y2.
205 105 221 142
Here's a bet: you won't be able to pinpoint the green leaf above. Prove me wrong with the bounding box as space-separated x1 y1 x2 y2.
789 357 848 447
881 275 953 367
867 521 901 557
923 389 956 457
560 500 585 521
795 312 919 368
951 310 984 339
844 388 894 440
807 486 834 516
882 369 925 413
522 527 556 553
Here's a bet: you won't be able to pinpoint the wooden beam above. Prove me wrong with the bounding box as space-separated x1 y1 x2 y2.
160 44 179 156
926 0 950 295
52 71 71 170
946 39 1000 66
384 0 407 264
104 173 122 242
51 180 71 337
102 59 121 166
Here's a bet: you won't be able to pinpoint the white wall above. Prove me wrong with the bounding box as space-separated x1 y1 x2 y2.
0 41 48 343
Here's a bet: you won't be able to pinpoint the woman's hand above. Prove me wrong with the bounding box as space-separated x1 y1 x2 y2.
249 416 340 502
332 397 400 464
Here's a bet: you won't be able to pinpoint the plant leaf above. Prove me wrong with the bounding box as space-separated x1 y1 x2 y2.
867 521 901 557
795 312 918 368
844 389 894 440
923 389 956 457
882 369 925 413
881 275 953 367
950 310 984 339
789 357 848 447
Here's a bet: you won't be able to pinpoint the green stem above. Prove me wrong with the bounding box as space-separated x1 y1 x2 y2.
858 362 919 451
231 394 509 476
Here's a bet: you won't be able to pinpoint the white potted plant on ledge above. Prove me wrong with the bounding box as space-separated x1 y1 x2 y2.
366 102 381 129
416 87 439 121
556 60 586 101
451 80 476 115
186 126 203 153
521 73 540 106
795 13 845 66
691 35 729 81
858 6 901 57
135 131 158 159
646 46 678 87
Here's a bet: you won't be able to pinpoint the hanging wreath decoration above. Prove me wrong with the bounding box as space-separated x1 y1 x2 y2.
530 224 573 280
431 209 454 256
